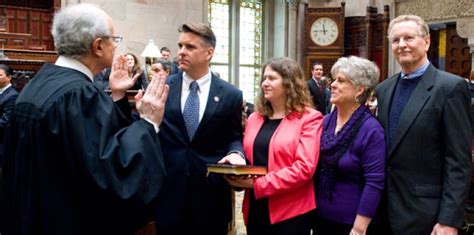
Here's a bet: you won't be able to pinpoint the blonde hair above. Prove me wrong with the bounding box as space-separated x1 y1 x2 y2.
388 15 430 38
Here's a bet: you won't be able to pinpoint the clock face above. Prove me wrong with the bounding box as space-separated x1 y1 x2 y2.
310 17 339 46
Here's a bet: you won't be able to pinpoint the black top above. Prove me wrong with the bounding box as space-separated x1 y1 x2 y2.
1 63 165 235
248 118 282 226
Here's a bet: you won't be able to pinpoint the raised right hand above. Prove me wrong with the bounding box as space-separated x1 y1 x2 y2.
135 70 169 126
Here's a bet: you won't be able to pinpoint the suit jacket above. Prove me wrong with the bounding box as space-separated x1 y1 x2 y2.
155 71 243 226
375 64 471 234
242 108 322 224
93 68 110 91
307 79 327 115
0 85 18 148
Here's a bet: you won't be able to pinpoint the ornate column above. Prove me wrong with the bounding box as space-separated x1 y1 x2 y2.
273 0 287 57
286 0 298 59
297 0 308 66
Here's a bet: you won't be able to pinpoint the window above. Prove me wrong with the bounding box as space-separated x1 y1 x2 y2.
208 0 264 103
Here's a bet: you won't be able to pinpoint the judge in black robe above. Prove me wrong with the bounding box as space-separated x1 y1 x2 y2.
0 3 169 235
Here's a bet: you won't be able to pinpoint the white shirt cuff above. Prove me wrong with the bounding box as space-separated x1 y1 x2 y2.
143 117 159 133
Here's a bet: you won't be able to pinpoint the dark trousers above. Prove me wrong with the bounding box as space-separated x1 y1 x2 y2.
155 223 228 235
313 212 391 235
246 211 313 235
313 216 352 235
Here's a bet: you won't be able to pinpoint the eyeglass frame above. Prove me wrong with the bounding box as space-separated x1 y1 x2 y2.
388 34 426 45
101 35 123 44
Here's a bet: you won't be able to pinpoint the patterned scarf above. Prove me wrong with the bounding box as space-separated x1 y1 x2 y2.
316 105 371 199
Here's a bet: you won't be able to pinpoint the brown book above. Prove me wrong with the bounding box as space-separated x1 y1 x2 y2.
207 164 267 176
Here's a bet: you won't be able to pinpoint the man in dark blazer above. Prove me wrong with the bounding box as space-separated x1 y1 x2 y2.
375 15 471 235
307 62 328 115
0 64 18 147
154 23 243 235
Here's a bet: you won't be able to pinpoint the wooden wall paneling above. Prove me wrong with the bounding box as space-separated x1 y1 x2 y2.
365 6 376 60
344 5 389 82
445 23 472 78
15 8 28 33
29 9 40 47
5 8 14 33
0 32 30 48
41 11 52 50
370 7 389 82
344 16 366 58
0 7 7 32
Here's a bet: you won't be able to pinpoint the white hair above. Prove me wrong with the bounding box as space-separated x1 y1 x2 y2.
51 3 111 59
331 56 380 104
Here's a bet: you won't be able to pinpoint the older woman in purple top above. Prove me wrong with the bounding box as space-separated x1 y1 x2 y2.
314 56 386 235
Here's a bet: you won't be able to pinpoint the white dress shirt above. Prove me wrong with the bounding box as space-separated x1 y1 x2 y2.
181 71 212 123
0 83 12 94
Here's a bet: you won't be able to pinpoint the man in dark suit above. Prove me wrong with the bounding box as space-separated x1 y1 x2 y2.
0 64 18 147
154 23 243 235
375 15 471 235
307 62 328 115
0 64 18 232
93 67 111 91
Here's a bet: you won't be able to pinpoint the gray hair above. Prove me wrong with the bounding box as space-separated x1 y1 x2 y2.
331 56 380 104
51 3 111 59
388 15 430 38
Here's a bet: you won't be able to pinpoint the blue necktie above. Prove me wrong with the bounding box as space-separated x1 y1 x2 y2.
183 81 200 140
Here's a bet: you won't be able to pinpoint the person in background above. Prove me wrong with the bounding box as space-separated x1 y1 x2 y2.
161 46 180 75
0 3 169 234
307 62 329 115
170 56 180 75
126 52 149 90
220 57 323 235
150 60 173 79
0 64 18 147
313 56 385 235
154 23 244 235
320 76 333 113
93 67 111 91
0 64 18 233
375 14 471 235
160 46 171 60
366 91 378 115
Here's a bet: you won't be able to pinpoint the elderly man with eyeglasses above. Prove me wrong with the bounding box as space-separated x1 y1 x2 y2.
374 14 471 235
0 3 169 235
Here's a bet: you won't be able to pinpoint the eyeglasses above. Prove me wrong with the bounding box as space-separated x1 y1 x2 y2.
102 35 123 44
389 34 425 45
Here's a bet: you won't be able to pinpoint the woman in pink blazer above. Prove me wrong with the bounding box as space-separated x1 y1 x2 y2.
220 57 323 235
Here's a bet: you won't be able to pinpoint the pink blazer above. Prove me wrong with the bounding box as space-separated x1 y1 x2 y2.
242 108 323 224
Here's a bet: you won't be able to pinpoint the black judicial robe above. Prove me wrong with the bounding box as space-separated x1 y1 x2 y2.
1 64 165 235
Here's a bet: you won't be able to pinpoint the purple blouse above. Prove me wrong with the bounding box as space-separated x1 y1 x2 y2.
316 111 386 224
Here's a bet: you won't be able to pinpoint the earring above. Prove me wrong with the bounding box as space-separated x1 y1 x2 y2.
355 96 359 103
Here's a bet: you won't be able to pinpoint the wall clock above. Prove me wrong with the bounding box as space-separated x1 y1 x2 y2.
304 3 345 78
310 17 339 46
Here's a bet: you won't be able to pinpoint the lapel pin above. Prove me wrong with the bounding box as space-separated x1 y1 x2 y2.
214 96 220 102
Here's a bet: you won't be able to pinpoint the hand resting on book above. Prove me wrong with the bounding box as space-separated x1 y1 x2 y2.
218 153 246 165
